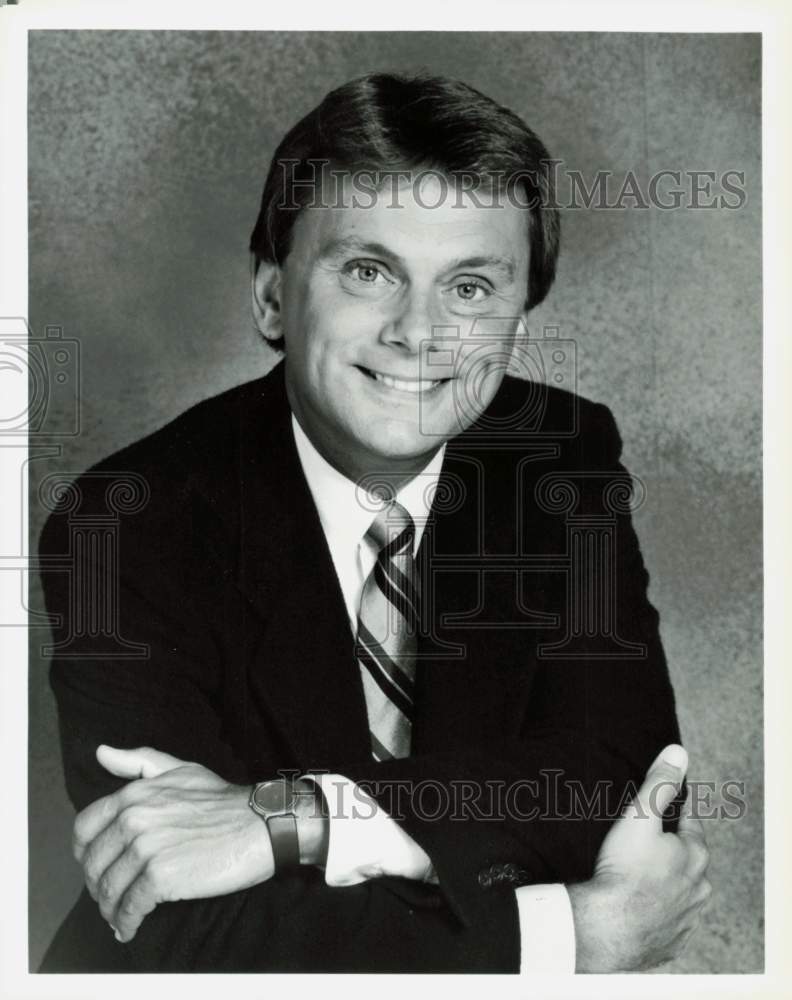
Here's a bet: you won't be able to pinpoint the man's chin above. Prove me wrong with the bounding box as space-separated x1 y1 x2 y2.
354 425 449 468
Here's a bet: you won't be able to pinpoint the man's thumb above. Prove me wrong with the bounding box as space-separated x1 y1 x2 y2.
619 744 688 830
96 744 188 779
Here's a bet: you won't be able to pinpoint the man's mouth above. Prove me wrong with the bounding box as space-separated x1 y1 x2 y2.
357 366 451 394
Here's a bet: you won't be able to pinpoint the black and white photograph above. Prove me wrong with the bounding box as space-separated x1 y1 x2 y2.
0 2 786 993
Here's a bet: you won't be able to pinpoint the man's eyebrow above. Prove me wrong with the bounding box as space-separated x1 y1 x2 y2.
319 237 403 263
444 255 517 282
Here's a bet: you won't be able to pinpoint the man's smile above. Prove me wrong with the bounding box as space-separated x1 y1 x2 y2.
355 365 452 396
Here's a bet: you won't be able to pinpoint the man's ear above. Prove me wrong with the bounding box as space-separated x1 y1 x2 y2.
251 257 284 347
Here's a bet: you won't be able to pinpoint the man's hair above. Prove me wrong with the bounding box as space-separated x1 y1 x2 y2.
249 73 560 344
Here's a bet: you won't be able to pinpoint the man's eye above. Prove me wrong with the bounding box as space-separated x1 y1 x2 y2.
454 280 489 302
346 261 389 284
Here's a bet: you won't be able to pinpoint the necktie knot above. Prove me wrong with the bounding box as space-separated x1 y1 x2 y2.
365 500 415 555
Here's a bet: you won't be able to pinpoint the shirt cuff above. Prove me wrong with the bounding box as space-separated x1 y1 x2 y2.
515 883 576 973
303 773 434 886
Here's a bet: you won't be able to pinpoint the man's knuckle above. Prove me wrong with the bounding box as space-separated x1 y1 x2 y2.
81 844 96 875
117 783 137 807
97 872 114 904
143 856 168 891
685 837 708 873
129 833 153 863
119 807 143 837
83 865 102 894
72 818 90 850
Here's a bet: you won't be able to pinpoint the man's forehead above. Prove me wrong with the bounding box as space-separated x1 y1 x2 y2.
295 174 529 271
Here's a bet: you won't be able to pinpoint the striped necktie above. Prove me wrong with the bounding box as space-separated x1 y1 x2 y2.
355 500 419 761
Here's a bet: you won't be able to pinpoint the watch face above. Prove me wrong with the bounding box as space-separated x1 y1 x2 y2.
251 780 292 816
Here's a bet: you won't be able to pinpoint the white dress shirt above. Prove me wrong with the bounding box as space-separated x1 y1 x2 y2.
291 412 575 973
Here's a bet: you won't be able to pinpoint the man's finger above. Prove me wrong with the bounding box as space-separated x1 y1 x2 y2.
114 863 164 943
677 808 710 877
73 792 122 862
93 838 151 928
677 807 706 841
619 744 688 832
81 820 129 901
96 745 188 779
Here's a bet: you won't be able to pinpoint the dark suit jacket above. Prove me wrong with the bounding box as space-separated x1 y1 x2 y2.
38 362 680 972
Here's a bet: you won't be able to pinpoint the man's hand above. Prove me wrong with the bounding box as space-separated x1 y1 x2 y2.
73 746 275 944
568 744 711 972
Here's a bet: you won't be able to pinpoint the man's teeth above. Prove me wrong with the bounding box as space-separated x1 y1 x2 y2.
370 371 443 392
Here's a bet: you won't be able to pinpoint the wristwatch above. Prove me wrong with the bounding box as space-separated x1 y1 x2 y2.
248 778 315 873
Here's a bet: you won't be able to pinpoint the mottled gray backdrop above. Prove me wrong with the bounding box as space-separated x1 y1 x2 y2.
27 31 762 972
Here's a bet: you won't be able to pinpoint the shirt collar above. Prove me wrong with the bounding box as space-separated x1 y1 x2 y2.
291 412 446 552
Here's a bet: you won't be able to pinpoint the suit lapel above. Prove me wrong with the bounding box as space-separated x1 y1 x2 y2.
231 364 372 769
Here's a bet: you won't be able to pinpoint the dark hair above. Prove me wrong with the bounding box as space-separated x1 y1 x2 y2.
250 73 560 318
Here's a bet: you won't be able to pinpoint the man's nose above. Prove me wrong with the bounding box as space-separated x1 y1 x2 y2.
379 291 439 355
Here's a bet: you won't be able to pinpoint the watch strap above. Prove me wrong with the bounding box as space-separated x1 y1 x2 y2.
266 813 300 872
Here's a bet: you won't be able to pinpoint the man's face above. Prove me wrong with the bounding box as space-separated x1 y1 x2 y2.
268 172 531 482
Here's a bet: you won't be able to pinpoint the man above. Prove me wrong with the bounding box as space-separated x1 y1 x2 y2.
39 73 710 973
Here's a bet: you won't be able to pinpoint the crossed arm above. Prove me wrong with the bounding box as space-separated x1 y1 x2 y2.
48 617 710 974
72 740 710 972
49 631 708 973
